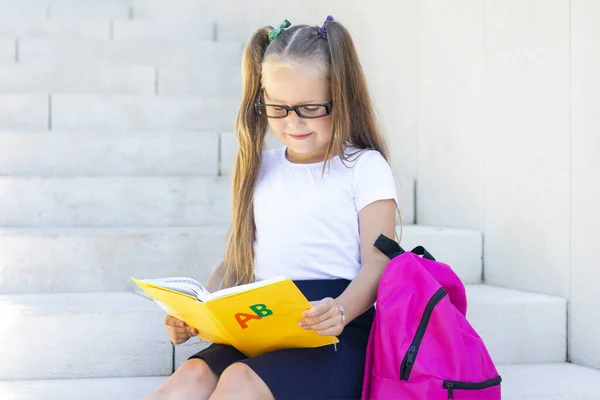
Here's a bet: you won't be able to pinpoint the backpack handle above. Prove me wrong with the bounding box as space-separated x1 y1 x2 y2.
374 235 436 261
373 234 405 259
409 246 436 261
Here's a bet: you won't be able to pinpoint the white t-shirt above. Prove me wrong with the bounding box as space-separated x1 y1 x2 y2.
253 146 398 281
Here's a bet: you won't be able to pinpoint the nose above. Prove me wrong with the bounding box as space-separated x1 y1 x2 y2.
285 110 307 128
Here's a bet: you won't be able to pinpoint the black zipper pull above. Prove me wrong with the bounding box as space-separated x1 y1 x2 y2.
447 382 454 399
406 345 416 367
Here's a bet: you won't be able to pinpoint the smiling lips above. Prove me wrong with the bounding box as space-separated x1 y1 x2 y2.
288 133 312 140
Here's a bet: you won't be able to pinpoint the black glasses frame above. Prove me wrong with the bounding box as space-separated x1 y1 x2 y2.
254 92 333 119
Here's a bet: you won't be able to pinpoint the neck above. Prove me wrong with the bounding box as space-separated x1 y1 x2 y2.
285 147 329 164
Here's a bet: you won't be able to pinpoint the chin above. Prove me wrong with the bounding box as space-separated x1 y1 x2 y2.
287 143 318 154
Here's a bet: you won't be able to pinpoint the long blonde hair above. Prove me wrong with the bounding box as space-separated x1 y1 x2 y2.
223 20 402 287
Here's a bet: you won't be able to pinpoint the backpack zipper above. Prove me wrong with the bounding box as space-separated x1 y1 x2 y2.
399 287 448 380
443 376 502 399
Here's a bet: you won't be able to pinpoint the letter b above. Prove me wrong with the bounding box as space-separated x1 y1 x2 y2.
249 304 273 318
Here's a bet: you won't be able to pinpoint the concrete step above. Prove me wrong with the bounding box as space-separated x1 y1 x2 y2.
466 285 566 364
0 376 170 400
2 91 246 133
1 363 598 399
113 20 214 41
0 292 172 381
0 226 229 294
132 0 214 21
17 38 242 67
0 1 47 20
0 39 14 62
498 363 600 400
0 65 156 94
0 94 48 130
0 64 241 95
0 225 477 294
0 285 566 380
49 94 240 131
47 2 131 20
0 0 132 21
0 21 109 39
0 20 217 41
157 65 241 96
398 225 482 284
0 131 222 176
0 176 231 227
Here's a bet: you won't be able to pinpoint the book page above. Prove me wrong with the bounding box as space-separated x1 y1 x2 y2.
141 277 211 301
205 275 288 302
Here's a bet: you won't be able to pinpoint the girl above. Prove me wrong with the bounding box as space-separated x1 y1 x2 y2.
144 15 400 400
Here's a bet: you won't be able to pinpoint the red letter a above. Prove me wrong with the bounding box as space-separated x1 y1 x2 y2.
235 312 261 329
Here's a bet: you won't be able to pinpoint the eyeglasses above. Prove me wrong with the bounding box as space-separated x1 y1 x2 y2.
254 92 333 119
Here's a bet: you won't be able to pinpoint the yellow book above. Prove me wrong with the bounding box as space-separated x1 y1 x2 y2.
131 275 339 358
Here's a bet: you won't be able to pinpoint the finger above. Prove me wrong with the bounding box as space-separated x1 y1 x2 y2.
173 332 192 342
172 336 187 345
305 318 337 332
172 327 196 336
301 311 333 327
176 331 192 339
302 300 332 318
166 316 186 328
177 325 198 335
169 333 184 343
315 325 343 337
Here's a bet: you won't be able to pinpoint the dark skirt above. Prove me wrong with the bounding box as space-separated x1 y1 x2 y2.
188 279 375 400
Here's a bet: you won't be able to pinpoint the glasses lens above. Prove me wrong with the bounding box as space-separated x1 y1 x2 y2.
256 105 287 118
297 105 328 118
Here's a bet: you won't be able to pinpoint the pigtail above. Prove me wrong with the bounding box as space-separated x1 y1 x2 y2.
223 27 271 287
323 21 390 162
324 21 402 241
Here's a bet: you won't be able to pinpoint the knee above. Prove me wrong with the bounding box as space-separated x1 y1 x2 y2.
177 358 217 386
217 363 256 394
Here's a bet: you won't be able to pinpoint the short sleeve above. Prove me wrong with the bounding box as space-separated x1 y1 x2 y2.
352 150 398 212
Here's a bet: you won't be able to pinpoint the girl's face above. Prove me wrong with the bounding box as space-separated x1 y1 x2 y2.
261 61 333 163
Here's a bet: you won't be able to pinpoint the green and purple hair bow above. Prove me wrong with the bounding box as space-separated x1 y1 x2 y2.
268 15 335 43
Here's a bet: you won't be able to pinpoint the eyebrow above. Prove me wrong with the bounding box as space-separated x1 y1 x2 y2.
263 89 321 105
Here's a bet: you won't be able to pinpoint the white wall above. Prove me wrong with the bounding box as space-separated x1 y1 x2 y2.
214 0 599 368
570 0 600 370
355 0 595 368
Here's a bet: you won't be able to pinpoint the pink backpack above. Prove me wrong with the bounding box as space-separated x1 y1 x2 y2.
361 234 502 399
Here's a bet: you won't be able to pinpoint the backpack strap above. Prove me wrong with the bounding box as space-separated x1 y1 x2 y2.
373 234 405 259
409 246 436 261
374 235 437 262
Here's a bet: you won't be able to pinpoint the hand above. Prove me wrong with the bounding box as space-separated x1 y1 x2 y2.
165 315 198 345
298 297 345 336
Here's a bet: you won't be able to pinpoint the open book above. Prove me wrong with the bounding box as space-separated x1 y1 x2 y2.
131 275 339 357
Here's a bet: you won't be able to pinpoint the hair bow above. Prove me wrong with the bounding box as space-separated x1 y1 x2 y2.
269 19 291 42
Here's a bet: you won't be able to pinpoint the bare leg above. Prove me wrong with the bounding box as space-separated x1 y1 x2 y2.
141 359 218 400
209 363 275 400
